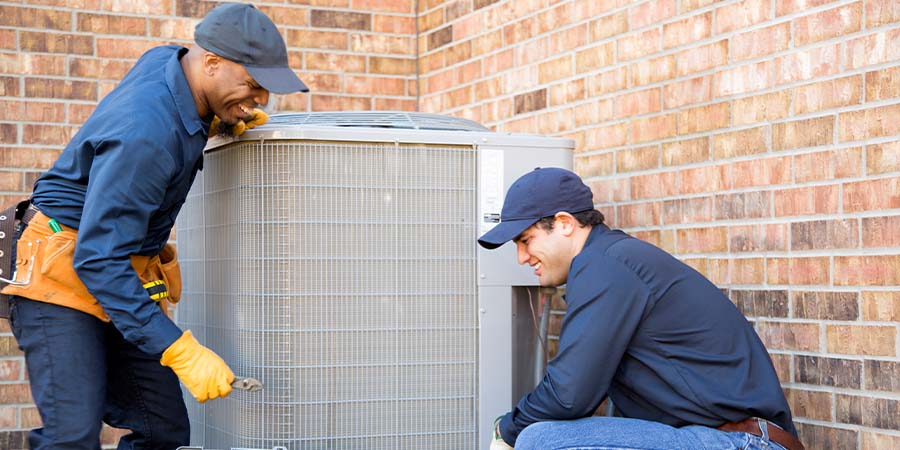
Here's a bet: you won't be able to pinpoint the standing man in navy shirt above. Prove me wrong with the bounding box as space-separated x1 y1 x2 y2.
1 3 307 448
479 168 804 450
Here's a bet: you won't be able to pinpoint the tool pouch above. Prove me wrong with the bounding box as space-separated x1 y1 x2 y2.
0 210 183 321
0 200 32 319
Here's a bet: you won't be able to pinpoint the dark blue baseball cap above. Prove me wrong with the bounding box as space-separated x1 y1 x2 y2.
195 3 308 94
478 167 594 249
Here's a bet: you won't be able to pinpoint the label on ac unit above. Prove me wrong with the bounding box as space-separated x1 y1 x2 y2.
480 149 504 235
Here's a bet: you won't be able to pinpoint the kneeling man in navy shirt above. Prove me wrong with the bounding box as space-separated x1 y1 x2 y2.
480 168 804 450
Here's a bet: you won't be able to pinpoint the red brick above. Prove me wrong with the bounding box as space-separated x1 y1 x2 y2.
731 23 790 61
797 76 863 115
589 12 627 42
679 164 728 194
730 287 785 317
78 13 146 35
835 255 900 286
683 0 719 12
69 58 133 80
663 197 712 224
866 66 900 102
730 224 788 252
844 178 900 212
345 75 405 96
713 127 767 160
0 5 71 30
864 360 900 393
786 388 833 422
797 423 859 450
676 40 727 77
374 14 414 34
0 359 20 382
351 0 411 13
733 91 791 126
862 216 900 249
288 29 347 50
616 145 659 173
311 94 371 111
662 75 711 109
585 123 627 151
615 89 660 120
677 226 728 253
631 55 675 87
574 153 614 179
796 354 861 388
663 12 711 49
444 42 472 66
630 171 676 200
618 201 662 228
0 383 32 403
714 191 770 220
776 45 841 85
715 61 772 97
767 257 830 285
0 125 16 145
773 116 834 151
862 291 900 321
352 33 412 55
840 104 900 142
502 17 536 46
629 0 677 29
774 184 840 217
538 56 573 84
866 0 900 27
575 42 614 74
21 31 93 55
846 28 900 70
536 2 578 34
662 137 708 166
589 177 630 203
374 98 415 112
757 322 820 351
792 148 862 183
22 124 78 146
716 0 770 34
795 2 862 46
776 0 841 16
631 114 677 144
573 99 613 128
472 30 503 57
147 17 196 40
68 104 97 125
829 326 896 356
617 28 661 62
862 432 900 450
25 78 96 101
0 100 65 123
792 219 858 250
794 291 859 320
0 30 14 50
588 67 627 97
97 38 165 59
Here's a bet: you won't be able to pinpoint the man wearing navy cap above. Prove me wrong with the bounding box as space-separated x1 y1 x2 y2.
481 168 804 450
2 3 307 448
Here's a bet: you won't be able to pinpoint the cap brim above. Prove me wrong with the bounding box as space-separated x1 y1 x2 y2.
477 218 538 250
246 65 309 94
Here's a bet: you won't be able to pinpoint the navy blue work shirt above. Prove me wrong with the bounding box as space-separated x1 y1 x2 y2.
31 46 209 355
499 225 796 445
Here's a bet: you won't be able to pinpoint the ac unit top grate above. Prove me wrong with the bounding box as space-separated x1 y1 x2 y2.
261 111 489 132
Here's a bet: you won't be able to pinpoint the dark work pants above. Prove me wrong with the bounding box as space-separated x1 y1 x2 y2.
8 296 189 450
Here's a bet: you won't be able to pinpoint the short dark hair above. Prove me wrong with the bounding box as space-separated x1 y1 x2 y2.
534 209 605 231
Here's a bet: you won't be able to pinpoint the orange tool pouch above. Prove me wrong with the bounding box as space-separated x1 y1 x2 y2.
0 211 182 321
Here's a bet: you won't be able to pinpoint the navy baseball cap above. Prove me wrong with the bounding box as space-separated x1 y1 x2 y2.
195 3 308 94
478 167 594 249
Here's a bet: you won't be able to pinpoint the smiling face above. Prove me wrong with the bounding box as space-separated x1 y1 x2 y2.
514 219 574 287
203 54 270 125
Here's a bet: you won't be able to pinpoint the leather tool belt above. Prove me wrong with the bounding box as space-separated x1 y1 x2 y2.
0 205 181 321
718 417 805 450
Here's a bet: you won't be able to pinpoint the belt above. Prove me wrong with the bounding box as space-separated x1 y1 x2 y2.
718 418 805 450
20 204 39 226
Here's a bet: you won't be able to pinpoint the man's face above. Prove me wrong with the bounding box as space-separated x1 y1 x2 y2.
514 221 572 287
206 56 270 125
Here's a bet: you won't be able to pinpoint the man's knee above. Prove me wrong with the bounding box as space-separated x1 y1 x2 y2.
516 421 556 450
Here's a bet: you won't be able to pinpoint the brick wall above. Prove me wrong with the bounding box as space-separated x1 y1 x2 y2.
418 0 900 448
0 0 898 447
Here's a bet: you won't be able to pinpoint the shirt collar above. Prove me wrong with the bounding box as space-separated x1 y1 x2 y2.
166 47 209 137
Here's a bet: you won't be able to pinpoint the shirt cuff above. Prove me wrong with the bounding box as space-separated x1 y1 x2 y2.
136 310 184 355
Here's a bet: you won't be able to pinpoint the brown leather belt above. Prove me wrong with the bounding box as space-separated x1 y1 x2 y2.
718 418 805 450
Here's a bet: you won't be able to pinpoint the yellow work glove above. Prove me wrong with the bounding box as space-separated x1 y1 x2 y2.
491 416 514 449
160 330 234 403
209 108 269 138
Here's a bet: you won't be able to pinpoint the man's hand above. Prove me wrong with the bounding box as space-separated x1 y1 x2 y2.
160 330 234 403
209 108 269 138
491 416 514 449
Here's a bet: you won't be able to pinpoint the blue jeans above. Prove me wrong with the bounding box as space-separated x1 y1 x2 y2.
515 417 787 450
8 296 189 450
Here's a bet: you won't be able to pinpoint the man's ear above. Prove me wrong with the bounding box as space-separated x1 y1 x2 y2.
203 52 221 77
554 212 578 236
